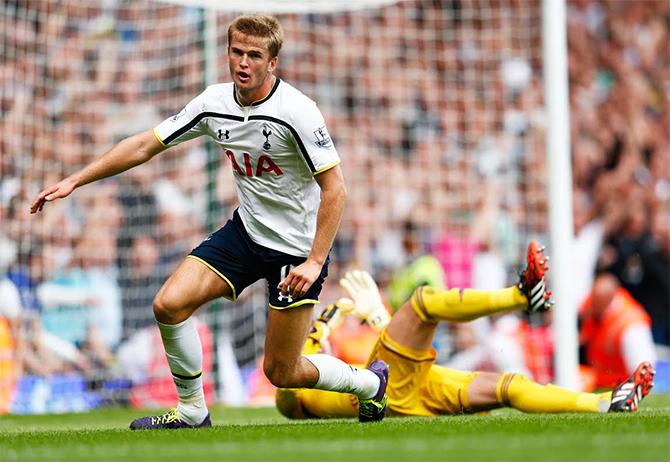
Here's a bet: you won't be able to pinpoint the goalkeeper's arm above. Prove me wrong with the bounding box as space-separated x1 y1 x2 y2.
338 270 391 332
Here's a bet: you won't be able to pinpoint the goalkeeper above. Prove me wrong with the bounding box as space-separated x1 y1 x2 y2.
277 242 655 418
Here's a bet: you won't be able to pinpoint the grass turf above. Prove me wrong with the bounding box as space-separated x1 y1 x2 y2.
1 395 668 462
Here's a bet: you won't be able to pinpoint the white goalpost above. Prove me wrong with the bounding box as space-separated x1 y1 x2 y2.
542 0 578 389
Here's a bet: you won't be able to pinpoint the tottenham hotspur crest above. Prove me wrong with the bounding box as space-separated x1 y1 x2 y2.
262 125 272 150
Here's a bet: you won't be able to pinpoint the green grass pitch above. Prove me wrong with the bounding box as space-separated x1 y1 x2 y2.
1 395 668 462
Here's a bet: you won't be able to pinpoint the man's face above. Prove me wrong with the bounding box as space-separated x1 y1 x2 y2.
228 32 277 97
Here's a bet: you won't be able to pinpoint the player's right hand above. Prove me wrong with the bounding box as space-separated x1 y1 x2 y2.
339 270 391 332
278 258 320 299
30 177 77 214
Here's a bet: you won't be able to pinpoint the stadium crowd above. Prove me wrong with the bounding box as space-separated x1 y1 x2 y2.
1 0 668 413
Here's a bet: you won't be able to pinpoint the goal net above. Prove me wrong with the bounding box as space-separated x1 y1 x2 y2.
1 0 551 413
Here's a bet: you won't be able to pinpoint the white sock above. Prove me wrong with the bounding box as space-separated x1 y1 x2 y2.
157 318 208 425
304 353 380 400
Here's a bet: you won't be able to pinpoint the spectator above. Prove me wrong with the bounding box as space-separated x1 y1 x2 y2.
579 273 656 390
7 243 92 377
387 220 446 311
0 271 22 413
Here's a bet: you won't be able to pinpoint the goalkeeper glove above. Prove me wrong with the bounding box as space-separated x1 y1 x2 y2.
339 270 391 332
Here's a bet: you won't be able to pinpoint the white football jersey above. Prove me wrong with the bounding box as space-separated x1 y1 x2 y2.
153 78 340 257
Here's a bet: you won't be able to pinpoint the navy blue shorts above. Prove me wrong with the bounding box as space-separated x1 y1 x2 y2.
188 210 329 309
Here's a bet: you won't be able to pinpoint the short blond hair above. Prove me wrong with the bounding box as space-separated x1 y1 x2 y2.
228 15 284 58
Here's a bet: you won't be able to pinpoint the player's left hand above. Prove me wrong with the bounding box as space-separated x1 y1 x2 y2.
278 259 321 299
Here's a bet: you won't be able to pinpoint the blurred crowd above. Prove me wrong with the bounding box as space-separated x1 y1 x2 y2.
0 0 668 412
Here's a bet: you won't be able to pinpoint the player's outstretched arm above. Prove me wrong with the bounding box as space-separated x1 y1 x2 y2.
279 165 347 298
30 130 166 214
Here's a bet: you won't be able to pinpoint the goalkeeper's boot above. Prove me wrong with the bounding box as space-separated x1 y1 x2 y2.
358 360 389 423
608 361 655 412
518 240 553 313
129 408 212 430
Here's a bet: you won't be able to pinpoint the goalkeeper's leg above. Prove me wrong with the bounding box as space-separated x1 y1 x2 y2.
276 388 358 419
408 241 552 325
463 372 611 413
384 303 610 414
386 303 609 414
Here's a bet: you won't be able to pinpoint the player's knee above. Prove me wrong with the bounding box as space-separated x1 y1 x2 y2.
464 372 503 411
263 358 299 388
152 292 183 324
409 286 437 324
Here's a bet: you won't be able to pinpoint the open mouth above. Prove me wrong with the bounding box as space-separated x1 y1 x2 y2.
237 71 250 83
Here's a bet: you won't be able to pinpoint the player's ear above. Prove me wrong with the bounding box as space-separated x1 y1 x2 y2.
268 56 278 73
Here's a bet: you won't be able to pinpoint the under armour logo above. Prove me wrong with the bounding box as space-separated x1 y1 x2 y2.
278 292 293 303
218 129 230 140
262 128 272 150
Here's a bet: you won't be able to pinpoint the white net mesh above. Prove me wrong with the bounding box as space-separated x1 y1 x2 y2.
1 0 572 412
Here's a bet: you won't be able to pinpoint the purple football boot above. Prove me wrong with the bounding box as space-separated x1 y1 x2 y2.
130 408 212 430
358 359 389 422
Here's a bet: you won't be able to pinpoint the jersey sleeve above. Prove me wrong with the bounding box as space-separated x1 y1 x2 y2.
153 91 209 147
290 100 340 175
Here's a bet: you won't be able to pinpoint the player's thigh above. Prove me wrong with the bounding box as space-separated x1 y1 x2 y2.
264 304 314 364
156 257 233 311
188 216 264 302
262 252 329 365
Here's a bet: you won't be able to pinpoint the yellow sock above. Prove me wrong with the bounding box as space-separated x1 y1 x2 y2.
411 286 527 323
496 373 610 413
